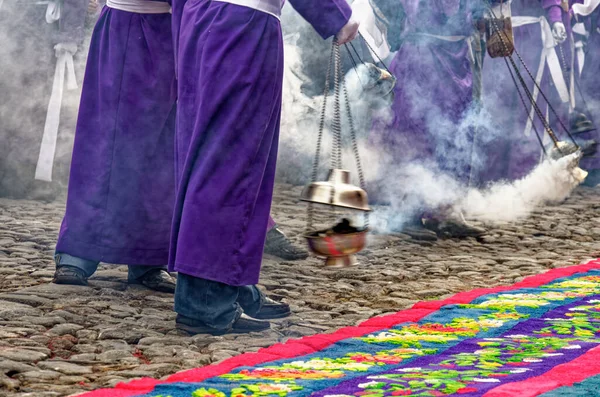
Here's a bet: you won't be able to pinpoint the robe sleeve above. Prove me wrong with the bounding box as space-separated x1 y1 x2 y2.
287 0 352 39
55 0 91 44
540 0 564 24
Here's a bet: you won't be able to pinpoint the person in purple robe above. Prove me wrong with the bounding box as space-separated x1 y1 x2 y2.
367 0 485 241
169 0 358 335
572 0 600 185
51 0 306 292
474 0 568 186
53 0 178 292
0 0 90 200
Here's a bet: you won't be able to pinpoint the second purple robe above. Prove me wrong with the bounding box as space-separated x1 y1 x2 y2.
369 0 475 202
474 0 564 185
169 0 351 285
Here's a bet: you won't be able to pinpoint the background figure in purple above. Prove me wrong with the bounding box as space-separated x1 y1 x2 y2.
368 0 484 240
53 0 178 292
473 0 567 186
169 0 357 335
573 0 600 185
0 0 90 200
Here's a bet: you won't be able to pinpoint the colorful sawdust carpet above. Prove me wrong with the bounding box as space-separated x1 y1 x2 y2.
82 260 600 397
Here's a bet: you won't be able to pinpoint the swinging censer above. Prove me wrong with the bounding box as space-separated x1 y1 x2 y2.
301 41 371 268
485 0 588 182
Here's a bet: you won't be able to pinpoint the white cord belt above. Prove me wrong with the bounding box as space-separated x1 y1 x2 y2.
35 46 78 182
106 0 171 14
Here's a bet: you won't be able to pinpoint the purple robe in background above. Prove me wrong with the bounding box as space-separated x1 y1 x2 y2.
474 0 564 185
56 3 177 265
577 3 600 171
369 0 474 198
169 0 351 286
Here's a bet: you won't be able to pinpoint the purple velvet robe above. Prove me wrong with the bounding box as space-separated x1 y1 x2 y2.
577 2 600 170
56 3 177 265
368 0 474 201
474 0 564 185
169 0 351 285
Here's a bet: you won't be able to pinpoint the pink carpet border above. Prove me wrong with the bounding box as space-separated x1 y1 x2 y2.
79 259 600 397
483 345 600 396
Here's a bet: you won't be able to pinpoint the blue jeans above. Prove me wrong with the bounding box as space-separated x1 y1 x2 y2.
175 273 262 330
54 252 164 281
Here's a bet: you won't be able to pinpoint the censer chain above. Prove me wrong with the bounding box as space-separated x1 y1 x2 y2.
502 56 548 155
485 1 579 149
307 42 336 232
307 40 371 232
340 46 370 229
485 3 562 150
332 41 343 171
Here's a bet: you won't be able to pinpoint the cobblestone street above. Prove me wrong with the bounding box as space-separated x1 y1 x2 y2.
0 185 599 396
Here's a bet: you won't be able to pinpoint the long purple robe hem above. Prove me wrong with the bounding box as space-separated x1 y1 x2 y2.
56 4 177 266
168 0 351 286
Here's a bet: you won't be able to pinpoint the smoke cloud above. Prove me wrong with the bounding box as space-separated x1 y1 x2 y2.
278 1 586 233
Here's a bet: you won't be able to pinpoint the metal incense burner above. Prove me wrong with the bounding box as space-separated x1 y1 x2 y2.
305 219 368 268
484 1 589 185
302 169 370 211
302 41 372 268
344 38 397 110
363 63 396 110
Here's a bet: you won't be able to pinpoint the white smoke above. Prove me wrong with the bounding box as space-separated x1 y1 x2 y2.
366 153 583 233
278 32 585 233
459 153 584 223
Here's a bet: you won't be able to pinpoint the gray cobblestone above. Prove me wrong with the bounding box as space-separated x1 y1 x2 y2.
1 187 600 395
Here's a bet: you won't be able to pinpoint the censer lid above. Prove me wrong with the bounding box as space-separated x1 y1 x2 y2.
301 169 371 212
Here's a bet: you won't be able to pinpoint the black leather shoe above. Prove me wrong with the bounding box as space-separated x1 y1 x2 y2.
401 225 438 241
53 266 88 286
264 228 309 260
423 218 486 238
176 314 271 336
251 295 291 320
129 269 176 293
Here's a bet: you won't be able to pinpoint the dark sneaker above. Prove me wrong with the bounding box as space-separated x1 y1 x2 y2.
264 228 309 260
53 266 88 286
401 224 438 241
423 218 486 238
176 314 271 336
251 295 291 320
129 269 176 293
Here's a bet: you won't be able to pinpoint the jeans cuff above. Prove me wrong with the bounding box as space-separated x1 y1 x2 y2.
54 252 99 277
